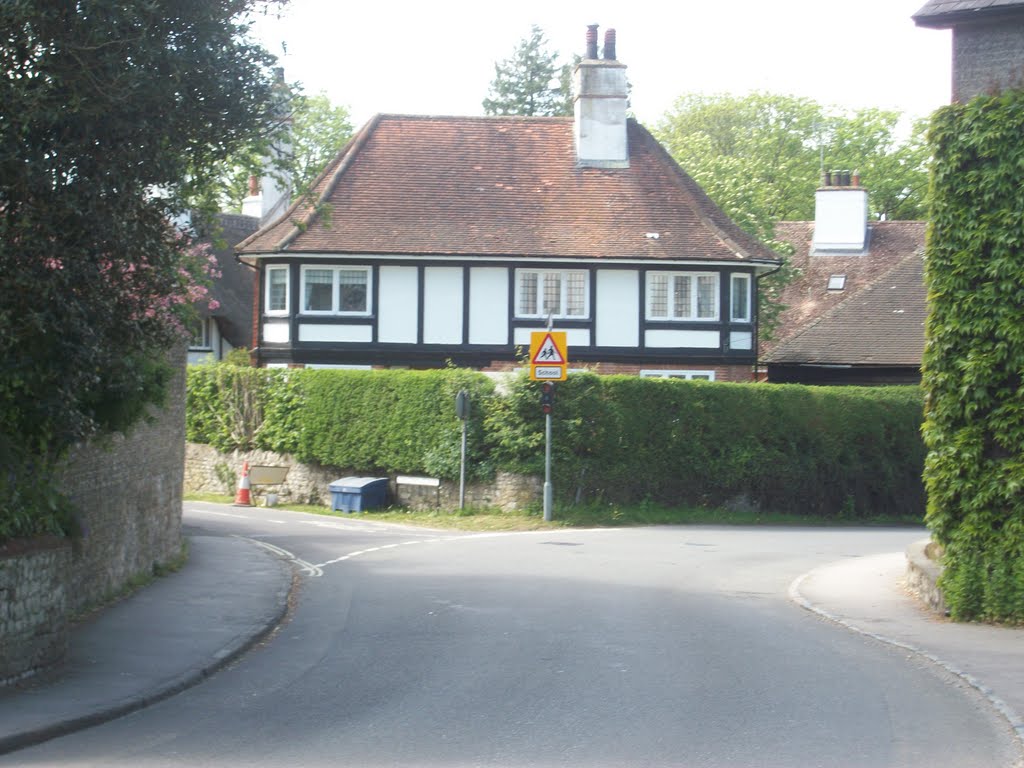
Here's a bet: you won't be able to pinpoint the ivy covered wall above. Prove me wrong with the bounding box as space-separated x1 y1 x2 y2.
922 89 1024 622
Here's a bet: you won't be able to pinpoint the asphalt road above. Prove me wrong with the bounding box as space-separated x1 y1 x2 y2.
8 503 1020 767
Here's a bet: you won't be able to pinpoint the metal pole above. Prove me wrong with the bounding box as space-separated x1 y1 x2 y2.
459 418 467 510
543 411 553 521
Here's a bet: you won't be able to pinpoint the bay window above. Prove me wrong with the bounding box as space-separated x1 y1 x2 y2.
265 265 289 315
647 272 718 321
730 273 752 322
516 269 588 319
301 266 370 315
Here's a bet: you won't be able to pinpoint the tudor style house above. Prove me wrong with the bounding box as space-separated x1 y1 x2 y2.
237 28 780 381
762 175 927 385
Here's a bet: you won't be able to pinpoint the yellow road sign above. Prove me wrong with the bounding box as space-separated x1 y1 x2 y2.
530 331 568 381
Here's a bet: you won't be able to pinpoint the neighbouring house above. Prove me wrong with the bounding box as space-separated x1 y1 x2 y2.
914 0 1024 102
187 213 260 364
762 173 928 385
236 27 780 382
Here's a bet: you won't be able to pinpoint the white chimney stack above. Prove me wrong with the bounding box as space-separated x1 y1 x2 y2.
573 26 629 168
812 170 869 254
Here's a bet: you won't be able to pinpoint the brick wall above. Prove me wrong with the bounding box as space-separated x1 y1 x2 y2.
953 20 1024 101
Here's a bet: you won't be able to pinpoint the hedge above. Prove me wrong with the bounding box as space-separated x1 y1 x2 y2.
187 365 925 521
922 90 1024 622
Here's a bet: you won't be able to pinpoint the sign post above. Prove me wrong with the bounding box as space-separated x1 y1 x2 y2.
455 390 470 510
529 331 568 521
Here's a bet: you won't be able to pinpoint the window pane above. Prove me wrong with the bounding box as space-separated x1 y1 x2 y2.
519 272 538 315
542 272 561 316
673 276 691 319
304 269 333 311
731 275 749 321
649 274 668 318
337 269 367 312
697 275 717 318
268 268 288 311
565 272 586 317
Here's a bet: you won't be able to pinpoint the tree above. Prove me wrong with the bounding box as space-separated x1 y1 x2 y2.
483 26 572 117
199 89 355 214
653 93 930 244
0 0 287 539
653 93 930 341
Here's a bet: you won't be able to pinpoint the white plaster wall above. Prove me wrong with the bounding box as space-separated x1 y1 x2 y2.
423 267 464 344
596 270 639 347
645 329 719 349
469 268 509 345
299 324 373 343
378 266 418 343
263 322 290 344
513 327 590 349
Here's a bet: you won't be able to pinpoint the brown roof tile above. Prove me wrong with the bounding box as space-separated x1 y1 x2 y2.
765 222 927 366
238 114 778 266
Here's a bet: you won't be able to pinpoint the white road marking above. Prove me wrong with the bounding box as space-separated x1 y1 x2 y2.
240 536 324 578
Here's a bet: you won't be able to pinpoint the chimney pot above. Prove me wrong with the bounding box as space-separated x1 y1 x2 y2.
603 28 617 60
585 24 599 59
247 175 259 197
824 170 833 187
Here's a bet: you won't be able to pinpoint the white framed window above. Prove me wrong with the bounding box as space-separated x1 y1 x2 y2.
515 269 589 319
266 265 290 316
639 370 716 381
730 273 752 322
646 272 719 321
300 266 371 316
188 317 212 350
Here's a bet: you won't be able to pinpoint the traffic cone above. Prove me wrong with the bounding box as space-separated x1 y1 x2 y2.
233 461 252 506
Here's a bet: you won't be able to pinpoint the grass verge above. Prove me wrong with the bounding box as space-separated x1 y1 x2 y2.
184 494 922 531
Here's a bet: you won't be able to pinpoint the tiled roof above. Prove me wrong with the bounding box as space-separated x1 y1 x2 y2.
914 0 1024 26
238 114 778 266
764 221 927 366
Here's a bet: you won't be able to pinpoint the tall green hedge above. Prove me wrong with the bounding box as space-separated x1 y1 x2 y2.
187 365 925 521
922 90 1024 622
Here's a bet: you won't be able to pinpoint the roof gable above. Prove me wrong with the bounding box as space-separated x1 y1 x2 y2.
238 114 778 266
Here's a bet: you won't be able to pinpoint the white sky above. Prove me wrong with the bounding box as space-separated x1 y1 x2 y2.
251 0 952 129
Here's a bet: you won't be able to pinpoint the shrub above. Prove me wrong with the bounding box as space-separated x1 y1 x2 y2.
188 364 926 521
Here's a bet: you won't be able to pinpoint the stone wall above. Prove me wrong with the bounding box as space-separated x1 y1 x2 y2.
1 347 187 686
59 348 186 614
0 540 71 686
185 442 541 512
953 20 1024 101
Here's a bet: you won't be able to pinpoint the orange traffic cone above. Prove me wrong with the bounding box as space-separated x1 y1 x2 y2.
233 461 252 506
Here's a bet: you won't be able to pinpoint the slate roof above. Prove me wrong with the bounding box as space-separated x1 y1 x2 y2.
197 213 259 349
237 114 779 267
764 220 927 365
914 0 1024 27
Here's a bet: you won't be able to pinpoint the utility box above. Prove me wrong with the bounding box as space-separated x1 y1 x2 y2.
329 477 389 513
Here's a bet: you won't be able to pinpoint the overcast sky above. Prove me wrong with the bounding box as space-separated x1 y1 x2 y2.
251 0 952 129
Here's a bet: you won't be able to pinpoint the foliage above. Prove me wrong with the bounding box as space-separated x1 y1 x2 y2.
921 90 1024 622
0 0 285 541
483 26 573 117
653 93 930 242
653 92 930 343
197 89 354 214
188 367 926 520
